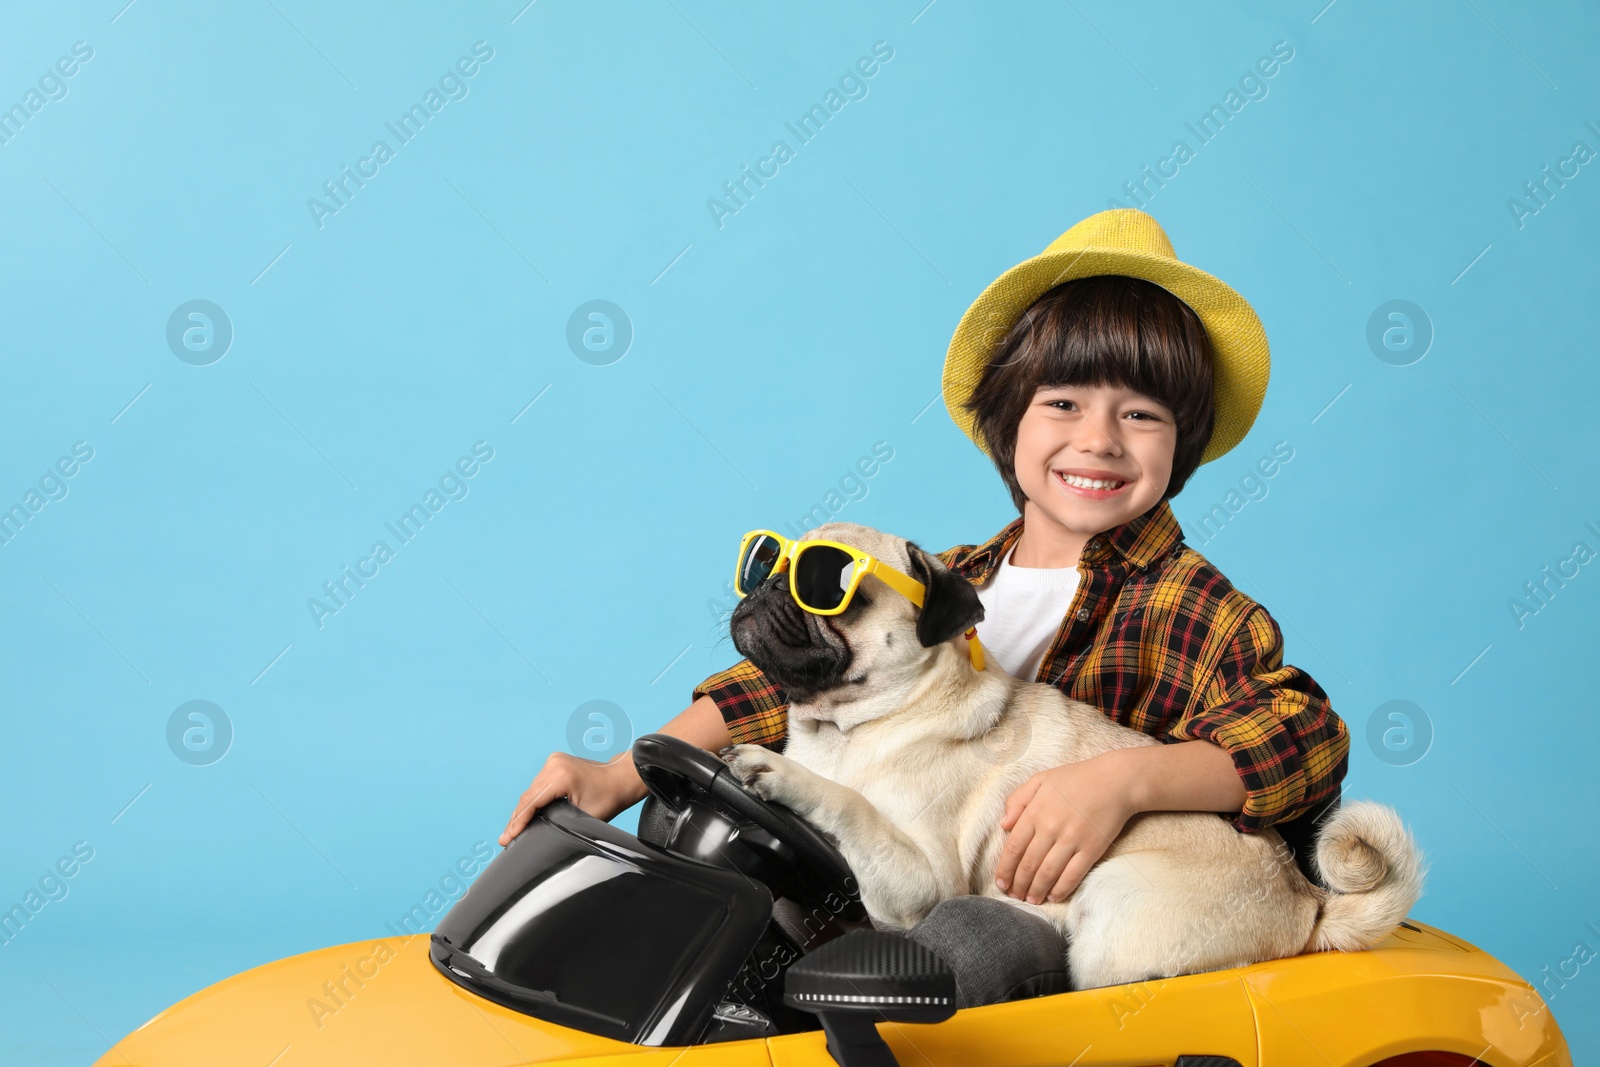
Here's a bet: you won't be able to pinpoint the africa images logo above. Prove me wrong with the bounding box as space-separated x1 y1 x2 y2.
307 442 494 628
305 42 495 230
705 41 894 229
1105 40 1295 212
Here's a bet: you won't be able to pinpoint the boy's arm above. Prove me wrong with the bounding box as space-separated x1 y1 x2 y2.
1162 604 1350 833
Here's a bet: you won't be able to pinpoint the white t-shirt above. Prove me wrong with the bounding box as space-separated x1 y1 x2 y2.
973 543 1082 683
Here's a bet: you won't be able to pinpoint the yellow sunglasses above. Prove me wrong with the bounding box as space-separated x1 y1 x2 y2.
734 529 985 671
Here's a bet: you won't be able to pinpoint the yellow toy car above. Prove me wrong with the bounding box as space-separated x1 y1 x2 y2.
97 735 1572 1067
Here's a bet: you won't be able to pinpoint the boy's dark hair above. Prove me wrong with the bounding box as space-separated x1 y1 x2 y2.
962 274 1215 513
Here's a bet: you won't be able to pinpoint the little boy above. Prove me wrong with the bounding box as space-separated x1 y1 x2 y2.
501 208 1349 1006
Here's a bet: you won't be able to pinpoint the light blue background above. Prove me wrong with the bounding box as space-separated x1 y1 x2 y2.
2 1 1597 1062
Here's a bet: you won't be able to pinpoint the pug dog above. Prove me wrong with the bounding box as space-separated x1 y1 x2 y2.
718 521 1425 990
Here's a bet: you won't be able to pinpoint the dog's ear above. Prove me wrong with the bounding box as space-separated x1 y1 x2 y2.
906 541 984 648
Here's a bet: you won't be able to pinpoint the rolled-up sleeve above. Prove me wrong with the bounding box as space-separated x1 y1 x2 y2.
1167 605 1350 833
690 658 790 749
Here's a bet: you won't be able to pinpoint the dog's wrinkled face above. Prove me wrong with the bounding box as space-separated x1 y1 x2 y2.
729 522 984 709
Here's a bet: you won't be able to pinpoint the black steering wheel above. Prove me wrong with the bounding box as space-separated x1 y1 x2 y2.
632 733 865 922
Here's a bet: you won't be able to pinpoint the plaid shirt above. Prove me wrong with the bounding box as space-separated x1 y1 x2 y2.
691 501 1349 834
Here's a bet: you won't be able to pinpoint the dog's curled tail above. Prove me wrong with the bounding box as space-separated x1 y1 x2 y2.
1303 800 1427 954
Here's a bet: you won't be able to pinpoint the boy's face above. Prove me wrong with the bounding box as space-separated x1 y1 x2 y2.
1012 382 1176 541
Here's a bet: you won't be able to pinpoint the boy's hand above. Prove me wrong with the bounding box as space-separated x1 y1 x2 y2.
499 752 644 846
995 750 1139 904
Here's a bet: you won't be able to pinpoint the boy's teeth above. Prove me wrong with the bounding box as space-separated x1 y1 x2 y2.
1060 473 1125 490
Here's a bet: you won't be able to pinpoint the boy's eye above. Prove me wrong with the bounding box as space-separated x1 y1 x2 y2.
1041 395 1169 421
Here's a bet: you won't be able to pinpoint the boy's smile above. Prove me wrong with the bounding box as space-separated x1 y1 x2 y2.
1055 468 1131 499
1010 382 1176 568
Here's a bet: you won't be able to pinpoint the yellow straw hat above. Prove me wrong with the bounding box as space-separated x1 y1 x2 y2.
942 208 1269 466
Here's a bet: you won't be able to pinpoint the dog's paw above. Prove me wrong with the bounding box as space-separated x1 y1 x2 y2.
718 743 793 804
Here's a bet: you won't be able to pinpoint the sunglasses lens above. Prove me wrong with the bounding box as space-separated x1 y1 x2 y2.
794 545 856 611
737 534 783 595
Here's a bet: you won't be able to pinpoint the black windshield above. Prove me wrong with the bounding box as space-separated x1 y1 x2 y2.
431 799 771 1046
